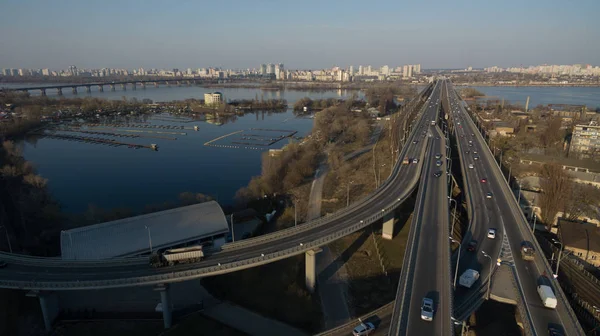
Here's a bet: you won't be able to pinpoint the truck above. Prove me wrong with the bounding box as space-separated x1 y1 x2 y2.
402 157 411 165
537 284 558 309
520 241 535 261
150 245 205 268
459 269 480 288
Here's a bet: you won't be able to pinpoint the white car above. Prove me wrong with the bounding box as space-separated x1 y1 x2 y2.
486 192 493 198
487 228 497 239
352 322 375 336
468 164 474 169
421 297 434 321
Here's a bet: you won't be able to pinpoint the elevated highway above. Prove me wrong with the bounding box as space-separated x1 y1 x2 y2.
389 80 453 335
446 81 584 335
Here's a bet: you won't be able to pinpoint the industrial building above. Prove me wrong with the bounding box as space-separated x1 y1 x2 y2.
60 201 229 260
204 92 223 106
570 122 600 160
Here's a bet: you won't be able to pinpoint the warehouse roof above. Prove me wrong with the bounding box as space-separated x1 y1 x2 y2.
61 201 229 260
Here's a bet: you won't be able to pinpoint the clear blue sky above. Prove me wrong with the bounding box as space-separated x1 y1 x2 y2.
1 0 599 70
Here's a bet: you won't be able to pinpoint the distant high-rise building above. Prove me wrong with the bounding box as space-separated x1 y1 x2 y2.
381 65 390 76
366 65 372 75
186 68 193 75
259 64 267 75
349 65 354 75
358 65 363 75
407 65 413 78
41 68 50 76
18 69 25 76
274 63 284 80
414 64 421 74
402 65 409 78
266 63 275 74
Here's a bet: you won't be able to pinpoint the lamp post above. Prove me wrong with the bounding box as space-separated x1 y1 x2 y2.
145 225 153 253
482 251 493 300
347 181 354 207
448 198 458 235
552 238 563 278
450 237 461 289
230 214 235 242
531 213 537 235
0 226 12 253
517 182 522 206
294 198 298 227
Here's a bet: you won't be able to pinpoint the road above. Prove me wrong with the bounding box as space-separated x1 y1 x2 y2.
389 80 453 335
0 86 437 290
446 81 584 335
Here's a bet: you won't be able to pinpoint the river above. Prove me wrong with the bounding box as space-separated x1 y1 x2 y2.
11 83 600 213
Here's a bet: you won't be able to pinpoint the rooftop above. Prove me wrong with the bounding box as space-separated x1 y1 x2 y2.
61 201 229 260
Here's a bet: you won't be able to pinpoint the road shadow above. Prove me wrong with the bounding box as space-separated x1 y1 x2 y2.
320 228 370 280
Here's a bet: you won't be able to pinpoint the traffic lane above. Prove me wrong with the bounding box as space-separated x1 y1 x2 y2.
404 139 439 335
0 142 428 282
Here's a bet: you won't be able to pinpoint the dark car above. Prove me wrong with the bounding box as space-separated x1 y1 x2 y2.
547 324 565 336
467 240 477 252
433 171 442 178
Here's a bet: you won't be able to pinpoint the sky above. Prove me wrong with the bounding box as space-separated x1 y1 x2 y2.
1 0 599 70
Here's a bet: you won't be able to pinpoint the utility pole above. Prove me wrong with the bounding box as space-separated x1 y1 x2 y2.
230 214 235 242
552 239 563 278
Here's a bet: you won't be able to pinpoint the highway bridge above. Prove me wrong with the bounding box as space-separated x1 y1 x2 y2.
446 81 584 335
3 78 204 95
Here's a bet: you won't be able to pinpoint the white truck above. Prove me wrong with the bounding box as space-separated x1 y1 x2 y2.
537 284 558 309
459 269 480 288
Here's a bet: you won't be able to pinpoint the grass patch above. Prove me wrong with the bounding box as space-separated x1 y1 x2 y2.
165 313 247 336
202 255 322 333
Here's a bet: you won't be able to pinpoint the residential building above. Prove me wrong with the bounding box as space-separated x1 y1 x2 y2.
558 218 600 267
403 65 409 78
204 92 224 106
570 122 600 160
266 63 274 74
414 64 421 74
259 64 267 75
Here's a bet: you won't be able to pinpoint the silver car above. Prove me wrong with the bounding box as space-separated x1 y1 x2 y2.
352 322 375 336
421 298 434 321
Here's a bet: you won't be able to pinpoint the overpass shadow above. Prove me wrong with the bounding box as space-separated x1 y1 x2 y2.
320 228 370 281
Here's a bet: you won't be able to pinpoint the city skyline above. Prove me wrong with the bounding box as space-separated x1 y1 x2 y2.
1 0 599 69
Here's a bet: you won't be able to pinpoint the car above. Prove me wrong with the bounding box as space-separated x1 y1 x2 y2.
433 171 442 178
457 122 461 125
467 240 477 252
486 192 493 199
473 150 478 154
465 150 470 154
421 297 434 321
435 136 440 140
471 133 475 136
435 153 442 159
468 164 474 169
412 158 419 164
487 228 497 239
413 140 418 144
548 324 565 336
352 322 375 336
474 156 479 161
468 143 473 147
481 178 487 183
436 160 442 166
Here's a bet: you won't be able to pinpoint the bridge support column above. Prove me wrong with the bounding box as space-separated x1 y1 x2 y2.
98 85 104 92
110 84 115 91
40 88 46 96
154 284 172 329
27 290 59 332
305 248 322 293
121 84 126 91
154 82 159 88
141 83 146 89
131 83 136 90
57 88 63 95
71 87 77 94
382 212 396 240
85 86 91 93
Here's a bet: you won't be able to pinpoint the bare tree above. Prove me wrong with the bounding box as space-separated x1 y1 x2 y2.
539 163 571 225
562 183 600 221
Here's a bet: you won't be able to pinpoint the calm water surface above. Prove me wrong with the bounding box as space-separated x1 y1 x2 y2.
13 84 600 213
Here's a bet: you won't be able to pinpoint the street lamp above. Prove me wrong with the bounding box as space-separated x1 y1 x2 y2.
448 198 458 235
294 198 298 227
517 182 522 205
230 214 236 242
531 213 537 235
347 181 354 207
552 238 563 278
145 225 153 253
450 236 461 289
0 226 12 253
482 251 493 300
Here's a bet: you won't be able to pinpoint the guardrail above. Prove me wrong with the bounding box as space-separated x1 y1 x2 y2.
314 301 394 336
455 86 584 335
0 252 147 267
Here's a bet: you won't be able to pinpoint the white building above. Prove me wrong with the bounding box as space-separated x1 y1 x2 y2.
204 92 224 106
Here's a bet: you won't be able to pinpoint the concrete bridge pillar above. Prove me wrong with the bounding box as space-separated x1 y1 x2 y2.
120 83 126 91
98 85 104 92
154 284 172 329
176 81 181 87
154 82 159 88
110 84 115 91
305 248 322 293
40 88 46 96
131 82 136 90
166 81 170 87
186 80 191 86
71 87 78 94
27 290 59 332
57 88 63 95
382 212 396 240
141 83 146 89
85 86 91 93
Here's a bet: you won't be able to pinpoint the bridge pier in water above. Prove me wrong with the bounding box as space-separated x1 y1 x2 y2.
27 290 59 332
85 86 91 93
154 82 159 88
98 85 104 92
40 88 46 96
154 284 172 329
120 83 126 91
131 82 136 90
56 88 63 96
382 211 396 240
71 87 77 94
110 84 115 91
305 248 322 293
